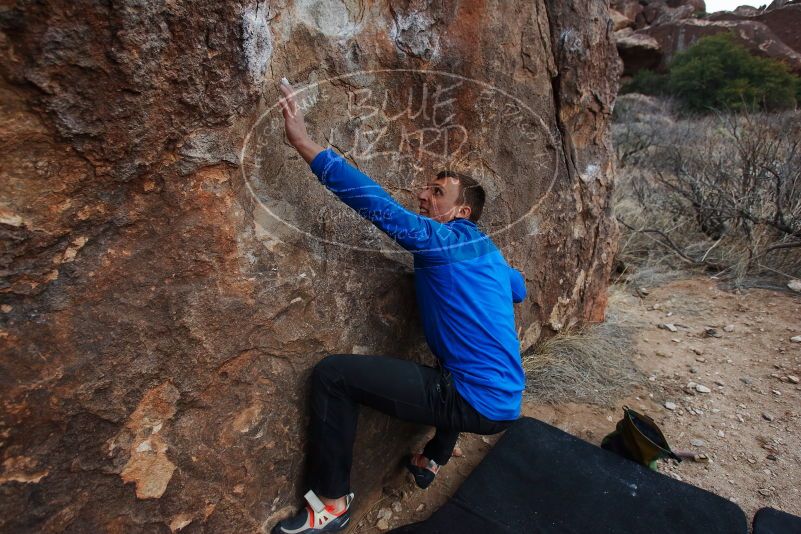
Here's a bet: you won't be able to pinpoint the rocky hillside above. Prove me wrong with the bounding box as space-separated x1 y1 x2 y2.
0 1 619 532
613 0 801 75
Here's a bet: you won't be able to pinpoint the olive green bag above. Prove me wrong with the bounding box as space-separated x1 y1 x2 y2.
601 406 682 470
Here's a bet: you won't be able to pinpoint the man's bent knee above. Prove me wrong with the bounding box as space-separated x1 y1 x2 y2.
311 353 350 388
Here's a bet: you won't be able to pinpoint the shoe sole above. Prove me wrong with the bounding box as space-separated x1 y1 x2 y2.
271 513 350 533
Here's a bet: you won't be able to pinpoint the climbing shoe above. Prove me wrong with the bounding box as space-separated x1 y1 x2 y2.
405 453 440 489
272 490 353 533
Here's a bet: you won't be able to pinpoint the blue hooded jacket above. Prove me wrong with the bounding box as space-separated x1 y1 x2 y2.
310 148 526 420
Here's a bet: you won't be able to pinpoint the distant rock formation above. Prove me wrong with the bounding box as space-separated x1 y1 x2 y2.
0 0 619 532
612 0 801 75
708 1 801 55
616 29 664 75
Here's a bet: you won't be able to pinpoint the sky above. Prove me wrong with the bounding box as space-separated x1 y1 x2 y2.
705 0 763 12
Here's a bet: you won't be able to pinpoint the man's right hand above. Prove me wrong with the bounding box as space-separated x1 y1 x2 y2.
278 81 324 164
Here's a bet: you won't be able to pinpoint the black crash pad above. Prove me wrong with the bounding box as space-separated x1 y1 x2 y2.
390 417 747 534
753 507 801 534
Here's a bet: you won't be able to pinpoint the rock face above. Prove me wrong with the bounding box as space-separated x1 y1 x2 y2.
708 2 801 55
614 1 801 75
0 1 619 532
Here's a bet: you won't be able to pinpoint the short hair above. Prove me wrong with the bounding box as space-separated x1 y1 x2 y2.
435 170 486 222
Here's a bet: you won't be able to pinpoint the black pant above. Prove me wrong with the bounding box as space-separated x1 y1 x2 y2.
307 354 515 499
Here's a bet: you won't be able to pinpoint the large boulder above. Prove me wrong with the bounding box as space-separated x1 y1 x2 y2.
641 0 669 25
612 0 645 26
615 28 664 74
652 4 697 25
666 0 706 13
636 0 703 28
611 8 636 31
731 5 762 16
0 0 619 532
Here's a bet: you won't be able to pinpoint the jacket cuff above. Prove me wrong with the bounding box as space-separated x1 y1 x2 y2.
309 147 334 177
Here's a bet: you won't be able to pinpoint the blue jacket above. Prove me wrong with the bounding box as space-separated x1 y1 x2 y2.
310 148 526 420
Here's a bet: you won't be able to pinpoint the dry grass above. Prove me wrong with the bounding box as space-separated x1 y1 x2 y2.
522 315 641 405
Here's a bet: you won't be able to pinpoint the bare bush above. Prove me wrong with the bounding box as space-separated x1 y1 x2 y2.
614 95 801 284
612 94 677 168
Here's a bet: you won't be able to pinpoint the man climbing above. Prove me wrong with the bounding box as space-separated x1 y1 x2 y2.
272 80 527 534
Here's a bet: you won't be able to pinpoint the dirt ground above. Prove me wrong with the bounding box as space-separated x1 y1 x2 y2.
348 276 801 533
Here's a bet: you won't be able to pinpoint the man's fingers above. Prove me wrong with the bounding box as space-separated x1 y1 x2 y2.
278 83 299 114
278 96 294 117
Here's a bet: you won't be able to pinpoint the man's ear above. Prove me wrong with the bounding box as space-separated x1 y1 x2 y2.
458 204 472 219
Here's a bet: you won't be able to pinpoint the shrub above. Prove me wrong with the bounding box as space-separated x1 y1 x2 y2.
667 34 799 112
621 69 669 96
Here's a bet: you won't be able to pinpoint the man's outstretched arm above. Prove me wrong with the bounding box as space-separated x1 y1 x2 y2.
278 81 456 254
278 82 325 163
508 266 526 303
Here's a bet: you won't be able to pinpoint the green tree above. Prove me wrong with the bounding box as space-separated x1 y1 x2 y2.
667 33 799 112
621 69 669 96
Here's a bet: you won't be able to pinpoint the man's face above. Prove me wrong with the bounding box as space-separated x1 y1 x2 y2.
417 176 470 223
